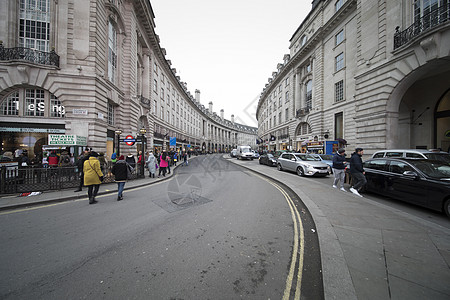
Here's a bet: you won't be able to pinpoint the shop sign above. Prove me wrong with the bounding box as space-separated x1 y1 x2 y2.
48 134 87 146
0 127 65 133
307 141 324 150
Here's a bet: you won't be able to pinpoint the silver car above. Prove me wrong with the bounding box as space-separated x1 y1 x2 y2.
277 153 330 176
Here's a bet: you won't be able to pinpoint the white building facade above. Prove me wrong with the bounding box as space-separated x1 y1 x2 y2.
0 0 256 159
256 0 450 156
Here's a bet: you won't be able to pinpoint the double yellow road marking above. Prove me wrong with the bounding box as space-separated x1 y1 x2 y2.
253 173 305 300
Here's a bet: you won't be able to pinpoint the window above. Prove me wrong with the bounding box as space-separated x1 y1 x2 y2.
279 97 282 107
50 96 65 118
107 21 117 83
279 85 282 92
335 0 344 11
19 0 51 52
105 103 113 125
273 116 276 126
25 89 45 117
285 91 290 102
167 94 170 105
153 100 157 115
335 29 344 46
285 77 290 86
389 161 412 174
279 112 282 124
365 160 387 171
300 35 308 46
154 62 158 76
285 108 289 121
160 107 164 120
153 79 158 92
1 92 19 116
335 53 344 71
306 63 312 73
335 80 344 102
161 88 164 100
414 0 444 30
335 112 343 139
305 80 312 109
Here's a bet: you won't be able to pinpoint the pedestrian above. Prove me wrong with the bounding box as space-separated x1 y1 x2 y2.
173 152 178 166
74 148 90 192
158 151 169 177
137 151 145 176
349 147 366 197
182 151 188 166
111 152 117 164
126 153 136 169
59 151 71 167
146 151 157 178
111 155 130 201
83 151 103 204
48 151 58 167
98 152 107 175
332 148 347 192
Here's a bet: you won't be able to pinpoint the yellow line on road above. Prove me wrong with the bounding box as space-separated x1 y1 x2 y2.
252 173 304 300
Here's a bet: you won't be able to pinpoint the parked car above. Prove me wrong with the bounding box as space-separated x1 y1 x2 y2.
277 153 330 176
252 150 260 159
259 153 277 166
236 145 254 160
363 158 450 217
310 154 334 170
230 149 237 158
372 149 450 164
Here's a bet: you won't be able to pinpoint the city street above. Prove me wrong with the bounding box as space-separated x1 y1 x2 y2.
0 155 323 300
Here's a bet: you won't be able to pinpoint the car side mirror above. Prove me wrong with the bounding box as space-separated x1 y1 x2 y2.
403 170 419 179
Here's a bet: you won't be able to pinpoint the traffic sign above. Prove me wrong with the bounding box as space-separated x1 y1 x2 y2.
124 135 135 146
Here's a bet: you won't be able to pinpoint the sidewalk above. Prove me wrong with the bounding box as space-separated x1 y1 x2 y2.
226 155 450 300
0 165 179 211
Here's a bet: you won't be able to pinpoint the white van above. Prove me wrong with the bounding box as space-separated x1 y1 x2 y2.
236 146 254 160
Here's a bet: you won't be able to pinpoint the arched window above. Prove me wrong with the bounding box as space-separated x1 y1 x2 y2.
0 88 64 118
295 122 312 136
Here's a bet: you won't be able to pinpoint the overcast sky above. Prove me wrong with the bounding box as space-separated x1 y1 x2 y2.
151 0 312 127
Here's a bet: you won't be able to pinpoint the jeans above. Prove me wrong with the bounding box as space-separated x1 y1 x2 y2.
351 172 367 190
333 168 346 188
117 182 125 197
87 184 100 199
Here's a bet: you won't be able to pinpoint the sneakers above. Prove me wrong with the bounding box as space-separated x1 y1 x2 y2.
349 187 363 197
340 187 347 192
332 185 337 189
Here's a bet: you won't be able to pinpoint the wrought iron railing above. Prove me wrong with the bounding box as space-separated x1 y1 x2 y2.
394 4 450 50
0 43 60 67
0 162 145 194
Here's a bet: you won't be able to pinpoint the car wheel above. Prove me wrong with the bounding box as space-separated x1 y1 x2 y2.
277 163 283 171
296 167 305 176
444 198 450 218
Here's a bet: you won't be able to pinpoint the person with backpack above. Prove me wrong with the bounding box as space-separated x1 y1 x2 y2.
111 155 131 201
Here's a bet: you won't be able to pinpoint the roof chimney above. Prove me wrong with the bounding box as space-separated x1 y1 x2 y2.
231 114 235 124
220 109 224 120
195 89 201 103
209 101 213 113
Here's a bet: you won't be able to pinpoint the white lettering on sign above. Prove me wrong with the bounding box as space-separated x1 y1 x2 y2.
25 102 65 115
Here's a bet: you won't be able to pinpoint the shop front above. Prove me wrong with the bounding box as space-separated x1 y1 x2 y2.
0 122 65 160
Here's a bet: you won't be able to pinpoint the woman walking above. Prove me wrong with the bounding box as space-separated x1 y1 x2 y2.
84 151 103 204
111 155 129 201
158 151 169 177
146 152 157 178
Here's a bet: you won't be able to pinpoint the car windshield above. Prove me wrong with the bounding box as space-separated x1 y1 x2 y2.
424 153 450 164
241 148 251 153
410 160 450 179
320 155 333 160
295 154 320 161
267 154 274 158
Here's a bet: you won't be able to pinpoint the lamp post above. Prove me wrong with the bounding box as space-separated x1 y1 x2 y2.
139 127 146 178
115 129 122 157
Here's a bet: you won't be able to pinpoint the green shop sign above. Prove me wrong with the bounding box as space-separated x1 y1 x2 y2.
48 134 87 146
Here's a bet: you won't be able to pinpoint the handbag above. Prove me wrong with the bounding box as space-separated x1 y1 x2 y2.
155 163 159 169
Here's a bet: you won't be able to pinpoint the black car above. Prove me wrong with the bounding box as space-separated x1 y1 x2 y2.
259 153 277 166
363 158 450 217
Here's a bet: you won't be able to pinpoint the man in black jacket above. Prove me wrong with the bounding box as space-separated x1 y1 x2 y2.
111 155 129 201
332 148 347 192
74 148 90 192
349 147 366 197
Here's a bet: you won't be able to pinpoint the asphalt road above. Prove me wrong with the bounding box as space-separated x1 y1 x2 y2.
0 155 323 300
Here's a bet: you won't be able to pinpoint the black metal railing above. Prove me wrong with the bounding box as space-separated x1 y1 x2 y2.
0 162 146 194
296 107 310 118
0 43 60 67
394 4 450 50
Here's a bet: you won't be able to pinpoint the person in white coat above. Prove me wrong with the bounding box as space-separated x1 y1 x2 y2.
146 152 157 178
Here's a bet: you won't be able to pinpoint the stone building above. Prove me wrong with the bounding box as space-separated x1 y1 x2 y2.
0 0 256 160
256 0 450 155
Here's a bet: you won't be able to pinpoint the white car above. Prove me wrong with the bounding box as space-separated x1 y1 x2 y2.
236 146 254 160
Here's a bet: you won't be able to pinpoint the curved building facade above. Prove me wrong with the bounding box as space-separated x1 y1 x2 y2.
0 0 256 159
256 0 450 155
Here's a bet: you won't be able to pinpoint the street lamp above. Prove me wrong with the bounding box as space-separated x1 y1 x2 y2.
139 127 146 178
115 129 122 156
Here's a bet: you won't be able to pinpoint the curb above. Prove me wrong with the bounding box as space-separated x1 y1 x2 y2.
0 162 184 212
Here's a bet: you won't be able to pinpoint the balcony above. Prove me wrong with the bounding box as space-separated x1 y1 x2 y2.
0 43 60 67
394 5 450 50
296 107 310 118
138 95 151 109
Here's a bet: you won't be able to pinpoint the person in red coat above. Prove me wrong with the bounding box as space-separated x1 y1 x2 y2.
48 151 59 167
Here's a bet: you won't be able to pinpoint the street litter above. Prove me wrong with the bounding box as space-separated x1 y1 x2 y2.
18 192 42 197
